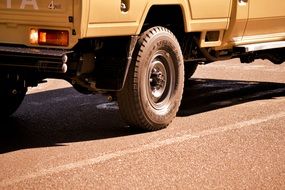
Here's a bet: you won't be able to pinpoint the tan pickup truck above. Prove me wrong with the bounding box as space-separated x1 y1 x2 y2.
0 0 284 131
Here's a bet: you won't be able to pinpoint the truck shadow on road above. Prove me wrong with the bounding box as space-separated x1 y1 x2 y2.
179 78 285 116
1 78 285 154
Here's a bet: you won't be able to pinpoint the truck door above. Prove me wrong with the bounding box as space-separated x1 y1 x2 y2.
222 0 249 45
243 0 285 39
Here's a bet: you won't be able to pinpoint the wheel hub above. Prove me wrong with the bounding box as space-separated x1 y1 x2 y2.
149 60 167 102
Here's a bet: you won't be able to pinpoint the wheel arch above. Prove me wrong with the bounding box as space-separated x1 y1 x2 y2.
136 2 191 35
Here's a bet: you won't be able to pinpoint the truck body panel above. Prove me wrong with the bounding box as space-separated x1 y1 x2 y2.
86 0 232 38
189 0 231 19
243 0 285 41
1 0 235 48
1 0 284 49
221 0 249 47
0 0 78 48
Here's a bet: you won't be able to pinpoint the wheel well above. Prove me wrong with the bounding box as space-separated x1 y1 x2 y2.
142 5 185 35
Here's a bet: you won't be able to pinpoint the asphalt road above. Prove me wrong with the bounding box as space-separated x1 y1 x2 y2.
1 59 285 189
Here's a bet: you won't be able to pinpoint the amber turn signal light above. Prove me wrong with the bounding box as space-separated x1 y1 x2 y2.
30 29 69 46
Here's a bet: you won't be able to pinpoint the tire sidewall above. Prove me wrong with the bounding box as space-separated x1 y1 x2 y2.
0 80 27 117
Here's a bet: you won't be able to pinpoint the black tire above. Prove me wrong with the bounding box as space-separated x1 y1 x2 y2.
0 79 27 118
117 27 184 131
184 62 198 81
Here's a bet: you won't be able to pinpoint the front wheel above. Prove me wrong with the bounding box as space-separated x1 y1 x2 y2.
117 27 184 131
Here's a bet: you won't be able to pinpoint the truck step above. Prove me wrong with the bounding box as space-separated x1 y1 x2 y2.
236 41 285 52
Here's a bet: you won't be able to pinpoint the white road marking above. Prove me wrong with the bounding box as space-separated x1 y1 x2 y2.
1 111 285 187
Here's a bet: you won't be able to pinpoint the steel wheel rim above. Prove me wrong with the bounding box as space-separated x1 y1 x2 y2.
146 50 175 110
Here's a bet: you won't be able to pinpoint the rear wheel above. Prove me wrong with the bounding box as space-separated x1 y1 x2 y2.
185 62 198 81
184 62 198 86
117 27 184 131
0 76 27 118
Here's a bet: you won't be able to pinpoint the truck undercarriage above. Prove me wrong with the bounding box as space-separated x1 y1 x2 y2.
0 33 284 130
